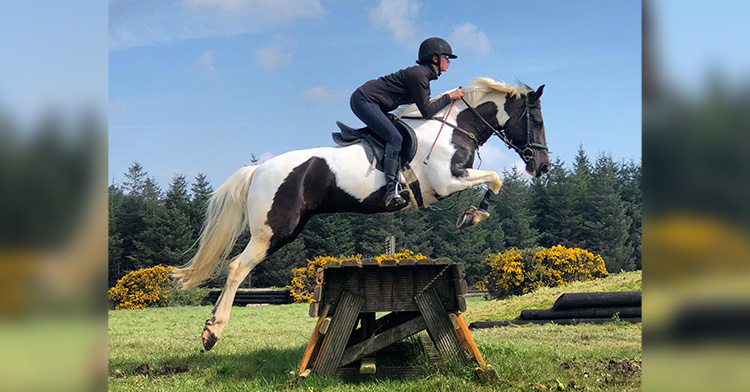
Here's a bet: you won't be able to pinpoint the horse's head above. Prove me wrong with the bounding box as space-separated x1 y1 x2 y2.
501 85 550 177
460 79 550 178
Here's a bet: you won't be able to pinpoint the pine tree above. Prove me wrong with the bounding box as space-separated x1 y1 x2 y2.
108 184 126 286
130 174 195 269
569 146 594 249
495 167 539 249
532 158 577 247
618 160 642 270
122 161 147 196
190 172 213 240
585 153 633 272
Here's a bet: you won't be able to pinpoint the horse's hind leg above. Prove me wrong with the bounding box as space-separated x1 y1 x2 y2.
201 234 269 351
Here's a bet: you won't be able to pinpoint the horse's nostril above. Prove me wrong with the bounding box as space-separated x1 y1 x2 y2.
541 164 550 173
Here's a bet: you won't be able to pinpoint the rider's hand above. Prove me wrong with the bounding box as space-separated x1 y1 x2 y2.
448 87 465 100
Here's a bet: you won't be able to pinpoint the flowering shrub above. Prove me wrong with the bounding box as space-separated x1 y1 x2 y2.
287 250 427 303
483 245 607 298
108 265 173 310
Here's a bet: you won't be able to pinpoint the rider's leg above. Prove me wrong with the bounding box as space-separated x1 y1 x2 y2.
350 90 406 207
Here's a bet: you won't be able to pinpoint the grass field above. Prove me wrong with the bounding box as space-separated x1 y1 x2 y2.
109 271 641 391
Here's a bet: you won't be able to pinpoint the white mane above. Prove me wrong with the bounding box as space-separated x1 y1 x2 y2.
397 77 532 118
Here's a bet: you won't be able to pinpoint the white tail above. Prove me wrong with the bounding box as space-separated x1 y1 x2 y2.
172 165 257 288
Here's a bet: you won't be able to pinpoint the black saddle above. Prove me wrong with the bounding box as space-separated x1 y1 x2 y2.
331 116 418 172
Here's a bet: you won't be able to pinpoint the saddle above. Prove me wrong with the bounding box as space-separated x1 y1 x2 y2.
332 116 424 209
331 115 418 172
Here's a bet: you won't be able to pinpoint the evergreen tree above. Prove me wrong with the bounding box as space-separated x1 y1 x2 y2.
142 176 162 217
399 209 433 256
251 238 306 288
495 167 539 249
190 172 213 239
569 146 594 249
131 174 194 270
108 184 125 286
304 214 356 257
618 160 642 269
532 158 577 247
585 153 633 272
109 162 152 284
122 161 147 196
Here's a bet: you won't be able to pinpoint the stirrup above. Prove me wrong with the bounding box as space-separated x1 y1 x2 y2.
385 192 407 208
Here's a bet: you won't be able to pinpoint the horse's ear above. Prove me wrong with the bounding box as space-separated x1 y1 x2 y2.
533 84 545 99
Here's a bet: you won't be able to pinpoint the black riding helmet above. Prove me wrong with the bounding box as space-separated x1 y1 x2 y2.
417 37 457 75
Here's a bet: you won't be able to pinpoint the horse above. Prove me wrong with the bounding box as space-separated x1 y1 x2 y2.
172 77 550 351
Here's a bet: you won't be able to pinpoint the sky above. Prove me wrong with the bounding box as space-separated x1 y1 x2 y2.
108 0 642 189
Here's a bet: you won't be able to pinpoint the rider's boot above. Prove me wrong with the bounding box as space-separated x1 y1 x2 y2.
384 144 407 208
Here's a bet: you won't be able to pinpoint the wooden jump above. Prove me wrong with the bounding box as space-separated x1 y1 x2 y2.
295 258 497 382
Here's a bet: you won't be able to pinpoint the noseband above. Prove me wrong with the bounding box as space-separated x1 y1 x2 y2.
460 95 547 162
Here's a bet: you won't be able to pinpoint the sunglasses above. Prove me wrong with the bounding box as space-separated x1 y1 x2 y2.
440 55 451 59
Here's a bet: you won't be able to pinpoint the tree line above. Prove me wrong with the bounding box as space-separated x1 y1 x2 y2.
108 146 641 288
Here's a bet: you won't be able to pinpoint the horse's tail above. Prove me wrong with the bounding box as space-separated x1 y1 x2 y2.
172 165 257 289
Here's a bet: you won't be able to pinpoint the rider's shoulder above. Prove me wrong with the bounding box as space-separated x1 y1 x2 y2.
399 64 432 79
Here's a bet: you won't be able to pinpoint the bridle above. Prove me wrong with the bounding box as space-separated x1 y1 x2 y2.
459 94 547 162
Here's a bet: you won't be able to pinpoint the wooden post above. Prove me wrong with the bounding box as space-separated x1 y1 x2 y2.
339 315 427 367
298 304 330 375
415 287 468 366
313 291 365 376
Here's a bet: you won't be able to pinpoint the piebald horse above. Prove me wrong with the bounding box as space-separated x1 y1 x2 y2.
172 77 550 351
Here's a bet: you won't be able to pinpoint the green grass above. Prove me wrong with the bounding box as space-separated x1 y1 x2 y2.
109 271 641 391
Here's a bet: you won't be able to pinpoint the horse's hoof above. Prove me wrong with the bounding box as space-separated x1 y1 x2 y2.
456 206 478 229
202 327 218 351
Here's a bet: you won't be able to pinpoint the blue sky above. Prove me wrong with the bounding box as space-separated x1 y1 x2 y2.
109 0 641 189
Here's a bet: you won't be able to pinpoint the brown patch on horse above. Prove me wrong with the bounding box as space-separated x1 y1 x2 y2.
265 157 406 255
451 102 500 177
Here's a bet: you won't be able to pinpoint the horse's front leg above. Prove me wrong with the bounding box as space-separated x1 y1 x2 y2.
448 169 502 229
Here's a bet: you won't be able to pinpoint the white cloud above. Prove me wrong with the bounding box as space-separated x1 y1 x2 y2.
369 0 421 44
185 0 325 21
110 1 324 51
256 36 296 72
196 50 218 75
450 23 491 57
301 86 343 101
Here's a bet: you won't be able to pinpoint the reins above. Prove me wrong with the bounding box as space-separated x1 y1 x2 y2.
422 99 455 165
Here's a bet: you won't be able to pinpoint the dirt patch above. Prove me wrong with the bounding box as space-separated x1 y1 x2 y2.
605 358 642 377
558 357 642 378
111 362 189 378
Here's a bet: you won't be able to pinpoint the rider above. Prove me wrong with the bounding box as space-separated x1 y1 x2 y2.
350 37 465 208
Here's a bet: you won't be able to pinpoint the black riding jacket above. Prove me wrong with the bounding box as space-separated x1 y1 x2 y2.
357 64 451 119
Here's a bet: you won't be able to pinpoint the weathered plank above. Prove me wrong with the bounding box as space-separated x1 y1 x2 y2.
415 287 468 366
339 315 427 367
341 259 360 267
312 291 365 376
298 304 330 374
380 259 397 267
398 258 416 266
454 313 486 367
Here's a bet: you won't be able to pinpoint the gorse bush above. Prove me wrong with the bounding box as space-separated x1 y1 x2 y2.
482 245 607 298
108 265 173 310
287 250 427 303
